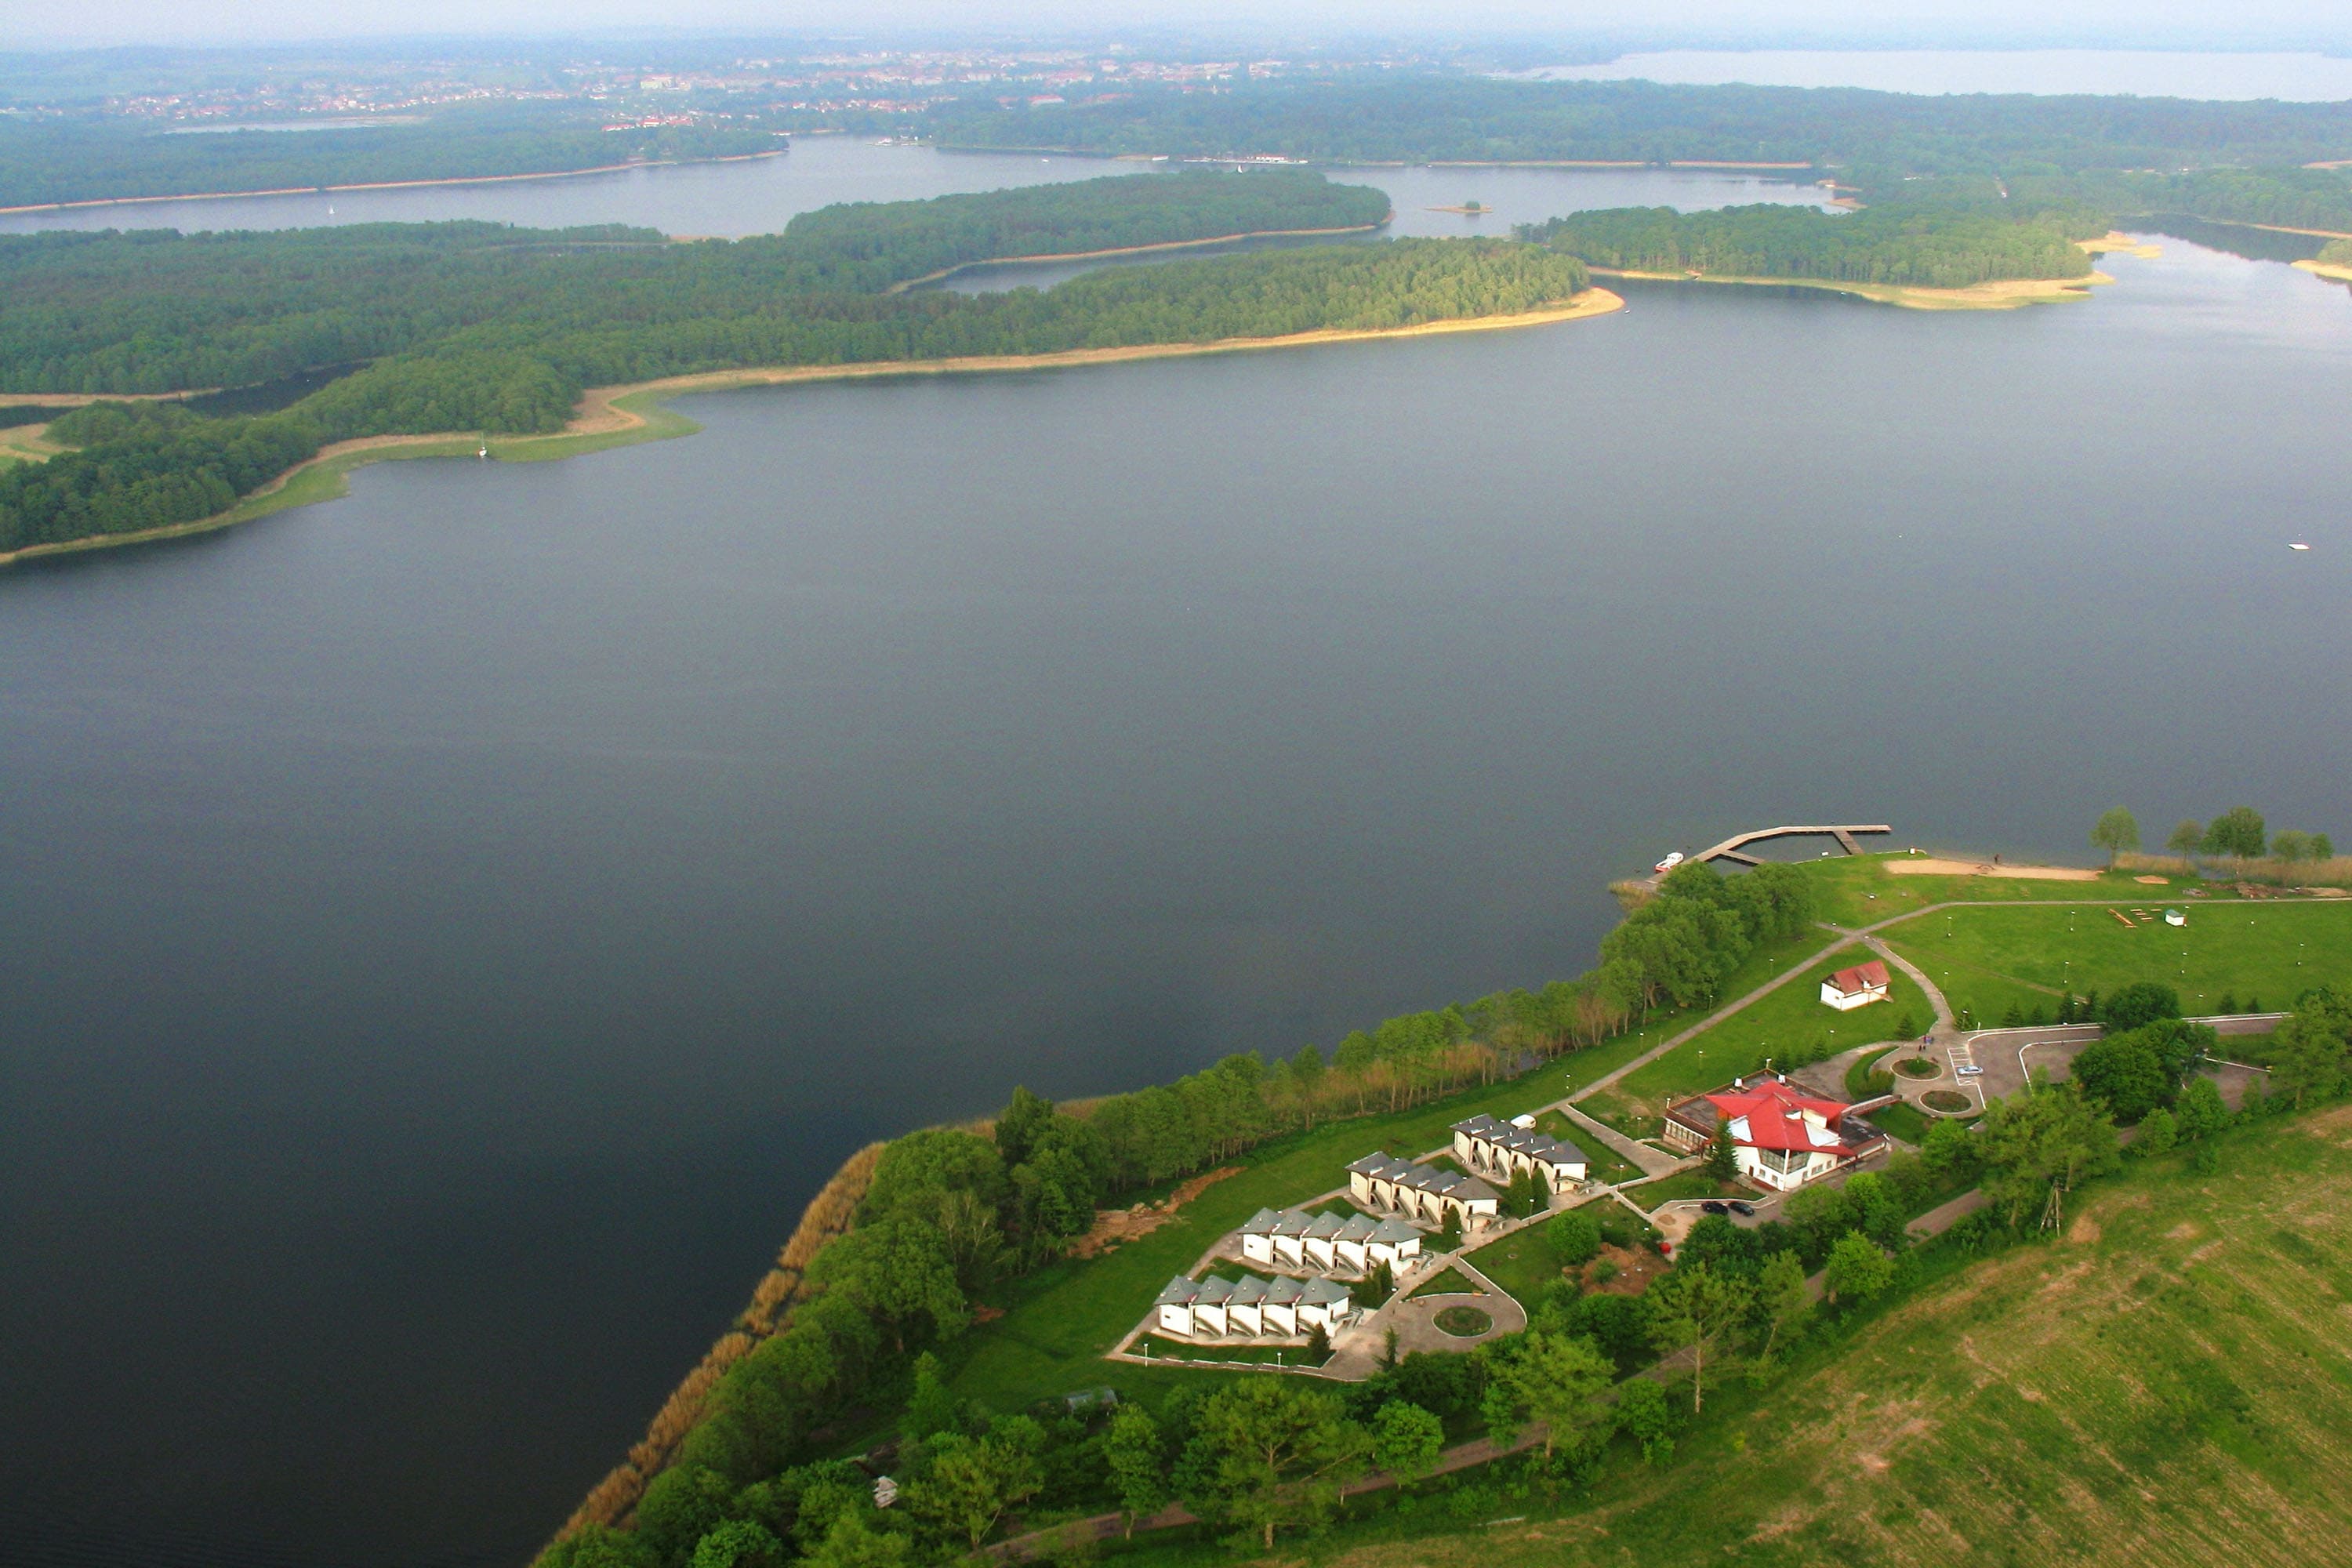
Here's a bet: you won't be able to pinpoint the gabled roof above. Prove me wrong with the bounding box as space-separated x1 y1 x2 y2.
1457 1112 1586 1167
1227 1275 1269 1305
1304 1211 1345 1240
1155 1276 1200 1306
1680 1077 1857 1152
1300 1278 1352 1305
1825 960 1891 996
1270 1209 1314 1236
1336 1212 1378 1241
1264 1276 1305 1305
1240 1207 1282 1233
1370 1218 1423 1243
1193 1276 1235 1305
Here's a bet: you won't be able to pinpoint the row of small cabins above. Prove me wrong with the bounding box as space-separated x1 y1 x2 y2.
1153 1274 1358 1340
1236 1209 1425 1275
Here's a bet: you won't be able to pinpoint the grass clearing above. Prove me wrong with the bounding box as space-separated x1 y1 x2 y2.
1460 1233 1567 1311
1407 1267 1484 1299
1882 897 2352 1024
1531 1109 1645 1184
1610 945 1933 1124
1628 1169 1738 1207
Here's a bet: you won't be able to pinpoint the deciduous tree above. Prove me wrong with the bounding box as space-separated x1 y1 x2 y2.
1646 1262 1755 1414
2091 807 2140 862
1177 1380 1367 1549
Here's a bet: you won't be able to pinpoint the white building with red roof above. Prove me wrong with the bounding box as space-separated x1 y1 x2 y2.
1661 1076 1889 1191
1819 958 1892 1011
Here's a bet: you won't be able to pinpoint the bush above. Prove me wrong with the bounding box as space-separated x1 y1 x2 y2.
1546 1209 1602 1267
2101 982 2183 1032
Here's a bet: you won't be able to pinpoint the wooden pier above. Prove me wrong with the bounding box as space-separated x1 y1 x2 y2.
1690 822 1892 869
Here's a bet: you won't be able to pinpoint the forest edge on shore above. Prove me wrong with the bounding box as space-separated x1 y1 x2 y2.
0 287 1620 568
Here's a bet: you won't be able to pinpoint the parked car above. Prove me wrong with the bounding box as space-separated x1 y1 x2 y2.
1957 1065 1985 1076
1728 1200 1756 1217
1700 1200 1728 1215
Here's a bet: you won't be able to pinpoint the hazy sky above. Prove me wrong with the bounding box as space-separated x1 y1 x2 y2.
10 0 2352 50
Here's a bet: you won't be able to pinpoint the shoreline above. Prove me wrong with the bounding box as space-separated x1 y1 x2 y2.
0 149 783 216
1592 265 2112 310
880 218 1390 292
0 289 1621 568
2294 258 2352 283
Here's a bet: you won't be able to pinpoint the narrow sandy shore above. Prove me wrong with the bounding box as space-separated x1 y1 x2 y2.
0 289 1623 567
880 220 1390 292
1591 265 2113 310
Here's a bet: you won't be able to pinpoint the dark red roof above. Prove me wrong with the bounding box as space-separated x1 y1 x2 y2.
1826 960 1891 997
1700 1079 1853 1152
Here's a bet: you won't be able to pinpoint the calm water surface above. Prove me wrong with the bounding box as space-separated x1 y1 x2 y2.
0 136 1833 241
4 228 2351 1566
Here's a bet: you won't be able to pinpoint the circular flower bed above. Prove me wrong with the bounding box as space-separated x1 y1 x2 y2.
1895 1057 1941 1079
1922 1090 1973 1113
1433 1305 1493 1337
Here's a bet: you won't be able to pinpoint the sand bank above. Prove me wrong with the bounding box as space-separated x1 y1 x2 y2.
1887 858 2101 881
2079 232 2162 258
2294 258 2352 283
1592 266 2113 311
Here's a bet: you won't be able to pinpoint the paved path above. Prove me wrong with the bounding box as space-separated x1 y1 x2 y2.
1555 1102 1685 1178
1572 934 1846 1103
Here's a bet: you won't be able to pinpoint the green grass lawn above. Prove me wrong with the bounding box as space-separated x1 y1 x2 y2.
1137 1336 1327 1368
1460 1232 1566 1311
1792 851 2224 928
1531 1109 1645 1184
1609 945 1933 1121
1881 898 2352 1025
1407 1265 1484 1298
1868 1099 1934 1145
1628 1169 1740 1206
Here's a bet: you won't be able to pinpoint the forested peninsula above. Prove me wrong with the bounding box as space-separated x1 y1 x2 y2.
0 111 775 211
0 171 1612 560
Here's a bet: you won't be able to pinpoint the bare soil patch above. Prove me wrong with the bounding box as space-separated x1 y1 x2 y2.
1067 1167 1242 1257
1581 1243 1666 1296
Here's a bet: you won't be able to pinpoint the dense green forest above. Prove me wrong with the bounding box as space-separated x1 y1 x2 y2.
926 78 2352 174
0 110 773 209
0 172 1581 556
0 171 1390 394
1523 202 2103 288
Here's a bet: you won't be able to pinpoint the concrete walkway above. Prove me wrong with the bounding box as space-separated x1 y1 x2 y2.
1572 934 1846 1103
1554 1102 1685 1178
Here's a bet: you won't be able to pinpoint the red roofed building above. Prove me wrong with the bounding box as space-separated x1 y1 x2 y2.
1661 1076 1889 1190
1820 958 1891 1011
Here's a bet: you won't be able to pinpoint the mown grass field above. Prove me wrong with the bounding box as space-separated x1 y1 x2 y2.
1584 944 1934 1133
1458 1234 1559 1309
1229 1104 2352 1568
1882 898 2352 1025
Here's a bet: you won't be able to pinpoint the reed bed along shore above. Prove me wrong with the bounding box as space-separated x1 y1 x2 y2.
2114 850 2352 891
551 1140 887 1546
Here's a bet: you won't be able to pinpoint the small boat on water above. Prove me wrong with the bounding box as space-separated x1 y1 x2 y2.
1655 851 1686 875
2290 541 2313 551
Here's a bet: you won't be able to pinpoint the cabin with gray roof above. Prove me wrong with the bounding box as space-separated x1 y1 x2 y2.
1344 1152 1501 1233
1451 1112 1588 1194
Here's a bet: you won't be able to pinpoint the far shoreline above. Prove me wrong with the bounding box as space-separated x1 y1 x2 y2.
879 218 1392 292
0 288 1622 568
1591 264 2114 310
0 149 785 217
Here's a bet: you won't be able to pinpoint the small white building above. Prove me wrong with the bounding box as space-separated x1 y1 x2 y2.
1820 959 1892 1011
1151 1273 1356 1339
1345 1152 1501 1234
1237 1207 1422 1276
1451 1113 1588 1193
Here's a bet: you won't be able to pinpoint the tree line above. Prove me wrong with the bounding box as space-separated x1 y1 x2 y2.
1521 201 2102 289
0 172 1581 556
0 171 1392 395
0 107 773 210
920 78 2352 175
2091 804 2339 871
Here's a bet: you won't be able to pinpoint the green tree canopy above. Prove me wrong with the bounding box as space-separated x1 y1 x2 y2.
2091 806 2141 861
2201 806 2267 858
1177 1380 1368 1549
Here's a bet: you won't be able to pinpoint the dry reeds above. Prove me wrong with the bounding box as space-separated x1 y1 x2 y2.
2118 849 2352 891
544 1140 887 1555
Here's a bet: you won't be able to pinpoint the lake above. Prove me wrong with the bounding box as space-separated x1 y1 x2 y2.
0 136 1833 240
3 160 2352 1567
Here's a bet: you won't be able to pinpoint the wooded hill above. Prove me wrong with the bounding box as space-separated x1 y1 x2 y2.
1524 202 2103 289
0 172 1581 557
